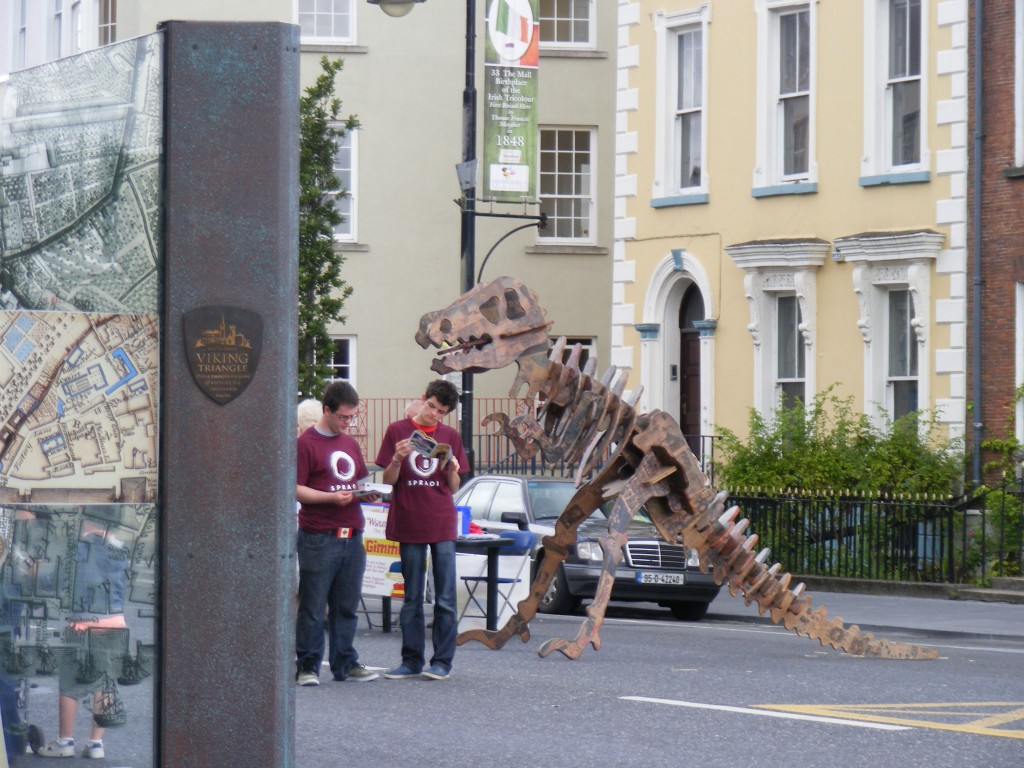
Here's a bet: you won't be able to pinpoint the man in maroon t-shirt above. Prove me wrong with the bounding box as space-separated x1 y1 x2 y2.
376 379 467 681
295 381 379 685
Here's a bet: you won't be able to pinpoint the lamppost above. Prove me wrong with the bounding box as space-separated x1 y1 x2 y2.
369 0 478 474
369 0 545 475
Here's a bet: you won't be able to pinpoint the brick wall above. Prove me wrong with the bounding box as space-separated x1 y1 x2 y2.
970 0 1024 475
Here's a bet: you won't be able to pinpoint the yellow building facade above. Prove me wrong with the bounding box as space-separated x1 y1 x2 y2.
615 0 969 454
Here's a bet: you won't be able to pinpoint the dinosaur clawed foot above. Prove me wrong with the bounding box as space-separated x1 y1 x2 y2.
537 620 602 659
456 615 531 650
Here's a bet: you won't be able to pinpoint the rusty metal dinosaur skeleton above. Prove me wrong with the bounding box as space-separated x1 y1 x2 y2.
416 276 938 661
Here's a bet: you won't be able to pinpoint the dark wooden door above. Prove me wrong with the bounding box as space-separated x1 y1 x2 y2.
679 287 704 456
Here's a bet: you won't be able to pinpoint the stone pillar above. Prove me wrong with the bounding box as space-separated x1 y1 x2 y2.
160 21 299 768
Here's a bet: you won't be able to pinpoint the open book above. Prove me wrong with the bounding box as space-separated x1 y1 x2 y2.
410 429 451 467
354 482 392 498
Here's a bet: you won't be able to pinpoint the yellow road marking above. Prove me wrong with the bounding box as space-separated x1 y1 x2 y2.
755 702 1024 740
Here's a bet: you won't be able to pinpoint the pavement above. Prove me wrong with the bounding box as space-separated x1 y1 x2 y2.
705 584 1024 642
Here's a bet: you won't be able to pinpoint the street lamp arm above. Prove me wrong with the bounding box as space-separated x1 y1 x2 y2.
477 217 549 285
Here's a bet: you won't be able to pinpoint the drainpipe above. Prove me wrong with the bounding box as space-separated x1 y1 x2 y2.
971 0 984 488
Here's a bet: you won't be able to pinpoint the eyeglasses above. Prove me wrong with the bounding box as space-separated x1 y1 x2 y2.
332 411 356 423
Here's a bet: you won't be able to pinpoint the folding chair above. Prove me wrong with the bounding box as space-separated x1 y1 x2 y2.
457 530 535 626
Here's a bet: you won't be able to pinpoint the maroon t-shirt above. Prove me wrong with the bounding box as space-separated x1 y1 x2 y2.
296 426 368 533
375 418 468 544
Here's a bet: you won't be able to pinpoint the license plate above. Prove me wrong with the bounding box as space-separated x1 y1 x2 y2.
636 571 686 585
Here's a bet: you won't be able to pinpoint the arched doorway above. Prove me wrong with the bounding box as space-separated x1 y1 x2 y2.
679 285 704 455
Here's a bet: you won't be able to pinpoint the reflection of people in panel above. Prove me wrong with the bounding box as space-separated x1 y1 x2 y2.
39 517 128 760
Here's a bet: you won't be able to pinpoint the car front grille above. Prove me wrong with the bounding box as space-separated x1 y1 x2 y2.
624 541 688 570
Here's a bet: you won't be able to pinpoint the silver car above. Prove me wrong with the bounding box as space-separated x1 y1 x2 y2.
453 475 721 620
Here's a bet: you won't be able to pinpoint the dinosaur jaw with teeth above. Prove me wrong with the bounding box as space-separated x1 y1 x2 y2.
428 335 494 374
415 276 552 375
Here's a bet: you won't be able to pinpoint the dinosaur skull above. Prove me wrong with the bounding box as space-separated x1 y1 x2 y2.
415 276 550 374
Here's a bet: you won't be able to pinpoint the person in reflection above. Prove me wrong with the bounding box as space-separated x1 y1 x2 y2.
376 379 467 681
295 381 379 686
38 517 128 760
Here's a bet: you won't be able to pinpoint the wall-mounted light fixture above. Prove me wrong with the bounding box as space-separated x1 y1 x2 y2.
368 0 426 18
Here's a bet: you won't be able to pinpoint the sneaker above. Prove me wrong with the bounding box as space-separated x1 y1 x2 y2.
342 662 379 682
296 670 320 686
37 738 75 757
382 663 421 679
82 741 105 759
421 663 450 681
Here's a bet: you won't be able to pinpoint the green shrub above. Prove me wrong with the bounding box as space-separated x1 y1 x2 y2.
716 386 963 497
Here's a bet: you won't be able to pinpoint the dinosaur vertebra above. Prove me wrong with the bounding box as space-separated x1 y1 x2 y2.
417 277 938 661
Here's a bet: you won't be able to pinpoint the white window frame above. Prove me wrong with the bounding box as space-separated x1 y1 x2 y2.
331 129 357 242
296 0 355 45
537 126 596 244
1016 0 1024 166
49 0 64 60
653 6 710 201
70 0 82 54
886 287 919 419
725 240 827 415
98 0 115 46
776 293 806 409
327 336 356 385
538 0 594 50
753 0 818 192
862 0 929 182
15 0 28 70
836 230 943 427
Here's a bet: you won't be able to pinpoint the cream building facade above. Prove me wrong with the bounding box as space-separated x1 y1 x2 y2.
0 0 616 410
615 0 969 454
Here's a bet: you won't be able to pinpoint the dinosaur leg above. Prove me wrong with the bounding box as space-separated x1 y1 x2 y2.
536 494 632 659
538 454 675 660
456 477 611 651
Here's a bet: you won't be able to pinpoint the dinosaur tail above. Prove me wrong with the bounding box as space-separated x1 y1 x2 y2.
685 494 939 660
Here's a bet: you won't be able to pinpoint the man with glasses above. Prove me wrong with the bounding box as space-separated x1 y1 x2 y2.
295 380 379 685
376 379 468 681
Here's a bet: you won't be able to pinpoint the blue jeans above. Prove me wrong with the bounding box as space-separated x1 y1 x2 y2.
295 529 365 679
397 540 457 673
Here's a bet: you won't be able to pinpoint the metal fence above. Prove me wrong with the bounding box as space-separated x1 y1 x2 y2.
954 480 1024 582
725 491 961 582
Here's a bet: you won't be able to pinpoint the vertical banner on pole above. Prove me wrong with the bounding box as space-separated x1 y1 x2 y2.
482 0 540 202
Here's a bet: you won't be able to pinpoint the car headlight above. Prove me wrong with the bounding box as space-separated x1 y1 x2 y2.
687 547 701 568
576 541 603 562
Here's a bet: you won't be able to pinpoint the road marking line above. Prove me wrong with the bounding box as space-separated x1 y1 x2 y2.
621 697 910 730
756 702 1024 739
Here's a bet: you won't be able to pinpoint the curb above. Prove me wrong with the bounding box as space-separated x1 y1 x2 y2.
793 575 1024 605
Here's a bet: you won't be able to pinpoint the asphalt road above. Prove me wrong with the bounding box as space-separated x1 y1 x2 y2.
295 591 1024 768
15 590 1022 766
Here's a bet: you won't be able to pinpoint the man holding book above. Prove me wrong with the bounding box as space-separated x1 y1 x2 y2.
376 379 468 681
295 380 380 686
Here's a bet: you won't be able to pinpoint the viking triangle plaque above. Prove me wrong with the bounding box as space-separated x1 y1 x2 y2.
184 306 263 405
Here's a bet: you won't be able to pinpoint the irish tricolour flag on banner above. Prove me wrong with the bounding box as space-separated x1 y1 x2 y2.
490 0 535 62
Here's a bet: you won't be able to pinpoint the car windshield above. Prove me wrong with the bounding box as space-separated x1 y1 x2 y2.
526 480 610 521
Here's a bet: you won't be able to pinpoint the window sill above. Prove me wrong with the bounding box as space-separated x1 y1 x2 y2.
539 48 608 59
334 242 369 253
651 193 708 208
859 171 930 187
300 43 368 55
1002 165 1024 179
525 244 608 256
751 182 818 198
